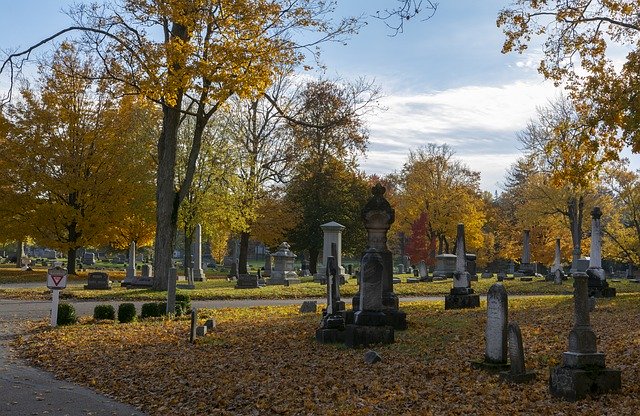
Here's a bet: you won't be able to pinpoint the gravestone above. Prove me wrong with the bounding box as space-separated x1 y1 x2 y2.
500 322 536 383
263 251 272 277
192 223 206 281
235 273 259 289
82 252 96 265
141 264 153 279
418 260 431 282
268 242 300 285
444 223 480 310
396 264 405 274
350 183 406 331
548 238 565 282
586 207 615 298
466 253 477 280
316 257 347 343
413 267 419 277
84 272 111 290
433 254 456 279
315 221 346 283
516 230 536 276
496 272 506 282
481 270 493 279
227 258 239 281
300 301 317 313
472 283 509 371
549 272 621 400
300 255 311 277
121 241 137 286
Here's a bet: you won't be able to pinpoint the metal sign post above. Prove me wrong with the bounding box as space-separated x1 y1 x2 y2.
47 266 68 327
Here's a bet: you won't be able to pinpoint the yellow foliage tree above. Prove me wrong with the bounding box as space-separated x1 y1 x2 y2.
393 143 486 267
0 44 156 274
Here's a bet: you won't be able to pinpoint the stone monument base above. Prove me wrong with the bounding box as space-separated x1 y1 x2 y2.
500 370 536 383
445 287 480 310
588 285 616 298
344 324 394 348
122 277 153 288
549 366 621 401
315 327 346 344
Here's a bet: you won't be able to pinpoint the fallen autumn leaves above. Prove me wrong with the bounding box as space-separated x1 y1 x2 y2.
14 294 640 415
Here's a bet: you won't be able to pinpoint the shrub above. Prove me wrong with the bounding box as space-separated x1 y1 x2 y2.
158 302 167 315
118 303 137 323
93 304 116 320
140 302 160 318
57 303 77 326
175 294 191 314
175 303 183 317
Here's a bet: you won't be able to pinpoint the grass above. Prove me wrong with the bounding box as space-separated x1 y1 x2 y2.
2 264 640 301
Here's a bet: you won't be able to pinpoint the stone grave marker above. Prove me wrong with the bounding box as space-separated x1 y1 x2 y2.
549 272 621 400
444 223 479 310
485 284 508 367
300 300 317 313
500 322 535 383
84 272 111 290
586 207 615 298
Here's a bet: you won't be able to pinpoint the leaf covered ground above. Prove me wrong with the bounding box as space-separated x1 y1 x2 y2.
14 293 640 415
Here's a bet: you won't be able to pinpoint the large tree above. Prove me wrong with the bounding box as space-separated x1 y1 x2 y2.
1 1 359 289
0 44 155 274
392 143 486 266
498 0 640 154
284 79 376 272
513 96 610 269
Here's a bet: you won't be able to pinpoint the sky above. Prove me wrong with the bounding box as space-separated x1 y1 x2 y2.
0 1 637 193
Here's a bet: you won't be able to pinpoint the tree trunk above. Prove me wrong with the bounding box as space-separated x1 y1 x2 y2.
67 247 77 275
15 240 24 268
152 104 182 291
309 246 319 275
239 231 250 275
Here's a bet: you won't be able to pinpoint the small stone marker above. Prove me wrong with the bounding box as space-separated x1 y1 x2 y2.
205 319 216 331
299 300 317 313
364 350 382 364
190 308 198 344
196 325 207 337
500 322 535 383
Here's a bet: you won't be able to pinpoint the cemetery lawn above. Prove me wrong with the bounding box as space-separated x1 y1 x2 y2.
14 293 640 415
2 268 640 300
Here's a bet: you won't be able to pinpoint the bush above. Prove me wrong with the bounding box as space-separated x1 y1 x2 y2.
140 302 160 318
93 304 116 320
175 293 191 314
175 303 183 317
118 303 137 323
57 303 77 326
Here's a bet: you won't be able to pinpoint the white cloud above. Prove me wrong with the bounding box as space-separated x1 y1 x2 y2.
358 80 561 192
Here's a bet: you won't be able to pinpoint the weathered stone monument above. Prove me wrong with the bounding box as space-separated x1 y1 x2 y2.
500 322 536 383
84 272 111 290
315 221 346 284
227 258 239 281
444 224 480 310
418 260 431 282
267 242 300 285
586 207 615 298
235 272 259 289
516 230 535 277
350 184 406 331
473 283 508 371
121 241 137 286
141 264 153 279
263 250 272 277
433 253 456 279
548 238 565 282
300 253 311 277
316 256 347 343
549 271 621 400
192 223 206 281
